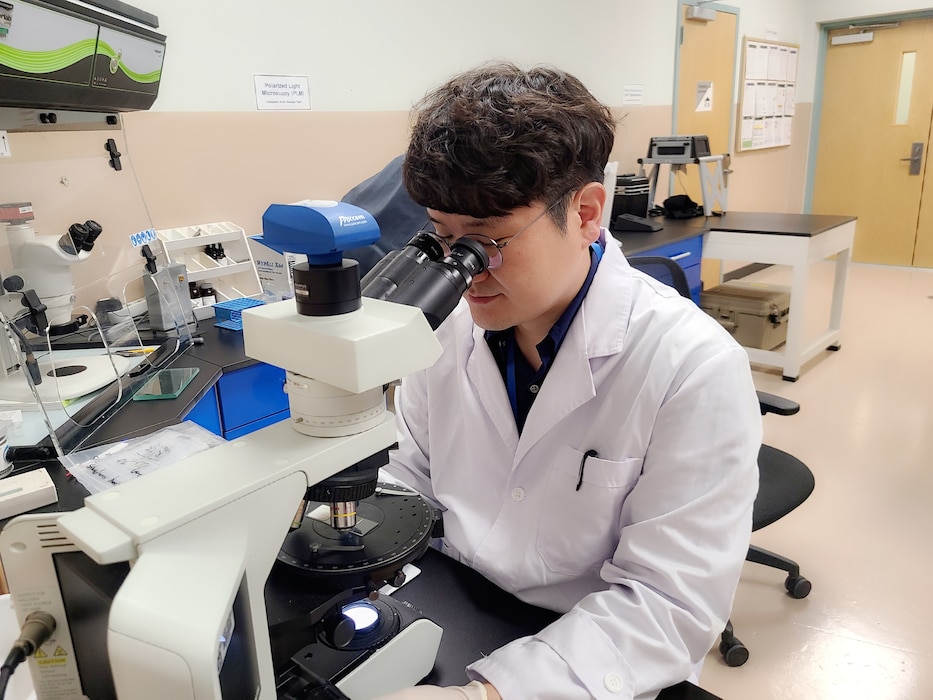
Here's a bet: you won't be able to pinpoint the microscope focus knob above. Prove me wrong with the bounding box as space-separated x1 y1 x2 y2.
2 276 24 293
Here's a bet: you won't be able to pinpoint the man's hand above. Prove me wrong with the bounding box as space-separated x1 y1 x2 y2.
374 680 500 700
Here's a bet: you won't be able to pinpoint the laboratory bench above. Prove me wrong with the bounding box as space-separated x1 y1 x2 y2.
611 217 707 304
611 211 856 381
30 320 289 453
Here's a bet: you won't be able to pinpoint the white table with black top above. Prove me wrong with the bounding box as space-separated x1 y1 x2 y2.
612 212 857 381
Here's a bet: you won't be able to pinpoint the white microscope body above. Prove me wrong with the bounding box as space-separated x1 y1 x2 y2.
0 209 130 403
0 201 488 699
3 221 95 328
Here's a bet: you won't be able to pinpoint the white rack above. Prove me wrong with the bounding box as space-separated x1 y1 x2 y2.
154 222 262 304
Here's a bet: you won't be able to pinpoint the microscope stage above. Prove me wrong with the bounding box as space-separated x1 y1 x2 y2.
277 484 436 591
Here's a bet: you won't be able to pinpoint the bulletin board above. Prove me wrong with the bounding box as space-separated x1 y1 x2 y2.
736 37 799 152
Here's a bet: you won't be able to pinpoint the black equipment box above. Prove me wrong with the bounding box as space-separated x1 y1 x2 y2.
610 173 650 221
645 135 711 162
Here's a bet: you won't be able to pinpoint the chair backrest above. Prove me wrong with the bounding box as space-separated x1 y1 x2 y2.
628 256 691 299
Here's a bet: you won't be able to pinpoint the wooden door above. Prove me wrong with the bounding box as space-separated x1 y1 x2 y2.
674 3 738 287
812 19 933 266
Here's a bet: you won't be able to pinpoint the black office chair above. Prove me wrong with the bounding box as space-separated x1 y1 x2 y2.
628 256 691 298
629 255 815 667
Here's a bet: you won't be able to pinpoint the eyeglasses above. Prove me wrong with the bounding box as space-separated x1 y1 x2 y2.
421 195 568 271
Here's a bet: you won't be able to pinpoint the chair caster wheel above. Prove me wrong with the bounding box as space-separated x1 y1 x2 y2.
785 574 811 599
720 638 749 667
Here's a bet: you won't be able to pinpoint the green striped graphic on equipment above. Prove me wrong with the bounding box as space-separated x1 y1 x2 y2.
98 40 161 84
0 39 96 73
0 39 161 83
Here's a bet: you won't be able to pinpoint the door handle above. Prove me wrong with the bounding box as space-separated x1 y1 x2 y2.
900 142 923 175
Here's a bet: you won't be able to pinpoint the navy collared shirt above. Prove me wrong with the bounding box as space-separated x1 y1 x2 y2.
486 243 602 432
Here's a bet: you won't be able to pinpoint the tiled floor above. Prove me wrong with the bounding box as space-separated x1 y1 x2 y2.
698 261 933 700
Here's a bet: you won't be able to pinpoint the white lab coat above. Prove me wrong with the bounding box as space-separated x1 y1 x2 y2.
384 236 761 700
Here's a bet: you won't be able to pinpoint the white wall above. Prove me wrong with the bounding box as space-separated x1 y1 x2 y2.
810 0 933 23
726 0 816 99
119 1 933 113
143 0 680 111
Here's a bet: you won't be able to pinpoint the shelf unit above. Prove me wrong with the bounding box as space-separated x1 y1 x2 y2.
154 222 262 307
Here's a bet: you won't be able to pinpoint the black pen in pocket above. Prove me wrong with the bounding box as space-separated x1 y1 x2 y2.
576 449 598 491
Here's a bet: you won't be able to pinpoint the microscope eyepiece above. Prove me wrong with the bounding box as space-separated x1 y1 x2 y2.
58 223 90 256
81 220 103 251
56 220 102 254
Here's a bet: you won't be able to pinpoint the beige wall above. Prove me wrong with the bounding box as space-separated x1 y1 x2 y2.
124 103 813 235
728 103 812 214
121 111 413 235
0 102 812 308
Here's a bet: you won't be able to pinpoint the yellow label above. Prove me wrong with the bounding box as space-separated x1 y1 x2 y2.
36 658 67 667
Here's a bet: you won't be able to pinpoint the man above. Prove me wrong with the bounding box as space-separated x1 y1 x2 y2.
379 63 761 700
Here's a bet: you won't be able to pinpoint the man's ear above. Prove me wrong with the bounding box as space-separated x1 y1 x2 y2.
573 182 607 244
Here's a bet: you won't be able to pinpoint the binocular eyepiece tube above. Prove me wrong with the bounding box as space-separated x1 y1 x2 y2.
292 233 489 330
361 235 489 329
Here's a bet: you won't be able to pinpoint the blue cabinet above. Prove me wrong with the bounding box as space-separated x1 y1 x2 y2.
632 233 703 304
186 362 289 439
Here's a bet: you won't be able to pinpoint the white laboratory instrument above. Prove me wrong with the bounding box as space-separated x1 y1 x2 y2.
0 204 131 403
0 200 489 699
0 205 102 329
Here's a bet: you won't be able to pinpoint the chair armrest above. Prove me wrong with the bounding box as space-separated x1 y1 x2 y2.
757 390 800 416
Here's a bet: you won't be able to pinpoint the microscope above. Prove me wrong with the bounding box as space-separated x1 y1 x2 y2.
0 204 129 402
0 203 102 333
0 200 488 699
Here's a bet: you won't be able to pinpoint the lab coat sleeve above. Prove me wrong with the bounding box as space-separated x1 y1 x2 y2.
381 371 441 509
466 345 761 700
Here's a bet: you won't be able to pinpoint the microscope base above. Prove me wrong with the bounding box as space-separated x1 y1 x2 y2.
0 354 130 403
338 616 442 699
280 596 442 699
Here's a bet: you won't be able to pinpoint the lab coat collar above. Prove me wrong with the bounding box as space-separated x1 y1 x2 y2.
464 233 635 460
516 237 633 454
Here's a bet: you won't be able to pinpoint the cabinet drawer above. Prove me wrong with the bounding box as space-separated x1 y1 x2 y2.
216 362 288 431
639 234 703 271
629 233 704 304
224 409 290 440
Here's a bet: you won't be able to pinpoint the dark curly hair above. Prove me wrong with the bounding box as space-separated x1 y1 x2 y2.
403 62 616 228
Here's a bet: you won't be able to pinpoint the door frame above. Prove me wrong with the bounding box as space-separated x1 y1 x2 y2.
671 1 741 147
671 0 741 204
804 8 933 213
672 1 739 286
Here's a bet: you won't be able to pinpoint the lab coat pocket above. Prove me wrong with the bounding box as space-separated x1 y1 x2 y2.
536 447 643 577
